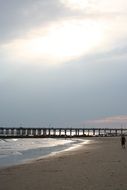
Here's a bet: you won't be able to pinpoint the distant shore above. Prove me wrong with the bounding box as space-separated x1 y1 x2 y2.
0 137 127 190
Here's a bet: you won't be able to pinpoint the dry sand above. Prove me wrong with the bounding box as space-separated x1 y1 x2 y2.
0 137 127 190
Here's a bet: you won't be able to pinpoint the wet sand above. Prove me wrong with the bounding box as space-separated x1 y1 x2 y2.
0 137 127 190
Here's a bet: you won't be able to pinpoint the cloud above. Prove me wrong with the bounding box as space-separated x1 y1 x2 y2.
85 115 127 127
1 0 127 124
0 0 71 44
2 18 107 65
1 0 127 45
0 0 127 66
61 0 127 13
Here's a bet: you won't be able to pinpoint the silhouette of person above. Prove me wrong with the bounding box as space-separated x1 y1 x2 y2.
121 134 126 149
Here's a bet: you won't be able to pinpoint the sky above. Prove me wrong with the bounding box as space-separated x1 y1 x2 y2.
0 0 127 128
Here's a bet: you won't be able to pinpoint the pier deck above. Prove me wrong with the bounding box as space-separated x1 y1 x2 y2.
0 127 127 138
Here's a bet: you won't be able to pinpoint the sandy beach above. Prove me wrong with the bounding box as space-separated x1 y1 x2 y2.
0 137 127 190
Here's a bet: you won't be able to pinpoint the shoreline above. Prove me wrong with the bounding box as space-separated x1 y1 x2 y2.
0 138 91 169
0 138 90 168
0 137 127 190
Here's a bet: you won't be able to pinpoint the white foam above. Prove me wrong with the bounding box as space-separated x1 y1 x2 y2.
0 138 91 168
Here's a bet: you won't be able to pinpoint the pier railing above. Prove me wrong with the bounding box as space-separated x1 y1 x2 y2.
0 127 127 138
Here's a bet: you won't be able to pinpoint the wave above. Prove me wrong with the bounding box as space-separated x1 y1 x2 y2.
0 138 90 168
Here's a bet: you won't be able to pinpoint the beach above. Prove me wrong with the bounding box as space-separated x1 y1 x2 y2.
0 137 127 190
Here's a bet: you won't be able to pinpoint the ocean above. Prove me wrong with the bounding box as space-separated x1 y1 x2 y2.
0 138 90 168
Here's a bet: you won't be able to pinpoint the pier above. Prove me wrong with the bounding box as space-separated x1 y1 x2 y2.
0 127 127 138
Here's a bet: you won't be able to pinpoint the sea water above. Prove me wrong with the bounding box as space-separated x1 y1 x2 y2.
0 138 89 168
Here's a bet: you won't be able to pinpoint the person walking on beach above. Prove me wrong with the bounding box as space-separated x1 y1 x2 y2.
121 134 126 149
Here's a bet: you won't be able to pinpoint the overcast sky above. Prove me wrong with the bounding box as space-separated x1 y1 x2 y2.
0 0 127 128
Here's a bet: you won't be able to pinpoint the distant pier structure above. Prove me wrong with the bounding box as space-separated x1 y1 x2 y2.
0 127 127 138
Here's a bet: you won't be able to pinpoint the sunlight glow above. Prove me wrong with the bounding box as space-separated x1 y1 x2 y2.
4 19 105 64
60 0 126 12
60 0 89 10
